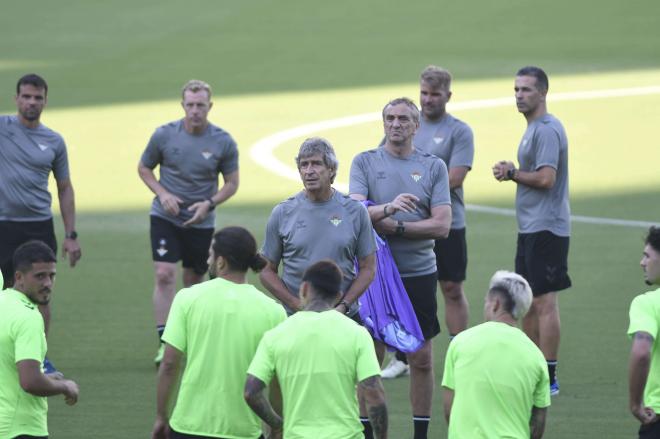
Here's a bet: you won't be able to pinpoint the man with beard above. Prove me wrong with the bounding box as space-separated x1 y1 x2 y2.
0 240 79 439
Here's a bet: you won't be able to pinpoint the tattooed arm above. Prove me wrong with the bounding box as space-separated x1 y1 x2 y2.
629 331 659 425
244 374 284 434
358 375 388 439
529 406 547 439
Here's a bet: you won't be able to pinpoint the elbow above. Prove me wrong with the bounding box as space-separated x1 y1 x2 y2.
432 223 451 239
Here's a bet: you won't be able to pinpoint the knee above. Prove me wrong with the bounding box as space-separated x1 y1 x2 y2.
408 344 433 371
155 265 176 290
441 281 465 301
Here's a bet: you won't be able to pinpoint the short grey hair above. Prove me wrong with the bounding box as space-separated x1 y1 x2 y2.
181 79 212 100
488 270 533 320
295 137 339 183
382 97 420 125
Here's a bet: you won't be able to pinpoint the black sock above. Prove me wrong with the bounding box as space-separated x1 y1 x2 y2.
360 417 373 439
413 416 430 439
157 325 165 342
547 360 557 384
395 350 408 365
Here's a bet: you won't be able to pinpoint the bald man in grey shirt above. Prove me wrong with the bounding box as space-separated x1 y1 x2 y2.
260 137 376 316
138 79 239 365
493 66 571 397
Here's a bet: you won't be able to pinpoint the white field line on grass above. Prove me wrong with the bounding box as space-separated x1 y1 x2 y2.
250 85 660 228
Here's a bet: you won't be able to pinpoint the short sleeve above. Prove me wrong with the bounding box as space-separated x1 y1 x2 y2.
441 341 456 389
355 328 381 382
52 135 70 181
430 159 451 208
356 204 376 259
140 128 164 169
162 291 188 353
218 135 239 175
448 124 474 169
533 125 560 171
247 332 276 385
261 205 284 266
349 154 369 197
14 315 46 363
628 295 658 339
532 356 551 408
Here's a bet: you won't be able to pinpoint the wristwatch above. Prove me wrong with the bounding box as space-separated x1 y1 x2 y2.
65 231 78 240
338 300 350 314
506 167 518 181
395 220 405 236
206 198 216 208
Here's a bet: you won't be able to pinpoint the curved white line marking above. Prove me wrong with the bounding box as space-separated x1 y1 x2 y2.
250 85 660 228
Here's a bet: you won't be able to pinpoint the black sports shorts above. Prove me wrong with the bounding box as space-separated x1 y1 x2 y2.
170 429 264 439
434 227 467 282
515 230 571 296
401 272 440 340
0 219 57 288
639 417 660 439
150 216 214 275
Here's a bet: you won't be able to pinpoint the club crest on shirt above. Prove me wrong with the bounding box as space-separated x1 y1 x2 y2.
37 143 49 151
329 216 342 227
411 171 422 182
433 137 444 144
156 239 168 257
201 150 212 160
377 171 387 180
295 220 306 229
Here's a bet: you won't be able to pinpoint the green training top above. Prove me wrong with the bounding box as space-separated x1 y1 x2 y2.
628 287 660 412
0 289 48 438
442 321 550 439
247 310 381 439
163 277 286 439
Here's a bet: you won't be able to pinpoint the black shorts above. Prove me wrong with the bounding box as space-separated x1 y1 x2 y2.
12 435 48 439
401 272 440 340
434 228 467 282
515 231 571 296
150 216 214 275
170 429 264 439
639 418 660 439
0 219 57 288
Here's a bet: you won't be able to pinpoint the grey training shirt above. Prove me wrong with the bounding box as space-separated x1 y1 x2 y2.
261 190 376 302
349 147 451 277
140 120 238 229
0 115 69 221
414 113 474 230
516 114 570 237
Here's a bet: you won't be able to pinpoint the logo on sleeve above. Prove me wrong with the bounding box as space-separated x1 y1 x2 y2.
411 171 422 182
156 239 168 257
38 143 49 151
201 150 213 160
522 138 529 146
329 215 342 227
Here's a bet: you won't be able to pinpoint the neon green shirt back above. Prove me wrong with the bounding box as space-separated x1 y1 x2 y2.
0 289 48 438
247 310 381 439
628 288 660 412
442 321 550 439
163 278 286 438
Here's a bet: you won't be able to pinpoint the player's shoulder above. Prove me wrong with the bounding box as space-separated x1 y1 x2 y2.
334 191 366 210
446 113 473 131
0 114 14 129
630 287 660 310
0 290 41 321
354 147 380 161
206 123 237 143
270 193 302 217
152 120 182 138
536 114 566 133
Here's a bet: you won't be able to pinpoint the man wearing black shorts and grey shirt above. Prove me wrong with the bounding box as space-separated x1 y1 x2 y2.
0 74 82 375
138 79 239 365
260 137 376 316
350 97 451 439
493 66 571 396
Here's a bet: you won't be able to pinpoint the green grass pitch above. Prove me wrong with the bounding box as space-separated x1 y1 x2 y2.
2 0 660 437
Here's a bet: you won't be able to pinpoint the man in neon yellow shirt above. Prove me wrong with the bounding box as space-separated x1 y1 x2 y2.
442 270 550 439
0 240 79 439
245 259 388 439
152 227 286 439
628 226 660 438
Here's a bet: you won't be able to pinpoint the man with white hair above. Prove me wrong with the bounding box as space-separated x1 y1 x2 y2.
441 271 550 439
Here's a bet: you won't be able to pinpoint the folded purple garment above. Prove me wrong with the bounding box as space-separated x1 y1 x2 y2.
357 202 424 353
